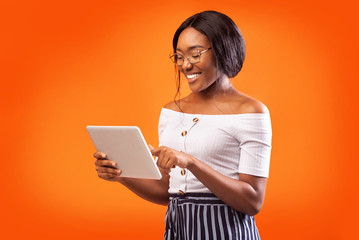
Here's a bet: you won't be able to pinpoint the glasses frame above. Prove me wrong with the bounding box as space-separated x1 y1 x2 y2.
169 47 212 66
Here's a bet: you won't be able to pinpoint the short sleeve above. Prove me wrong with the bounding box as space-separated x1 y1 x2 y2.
234 114 272 178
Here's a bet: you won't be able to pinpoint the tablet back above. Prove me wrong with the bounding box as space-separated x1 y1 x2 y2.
87 126 161 179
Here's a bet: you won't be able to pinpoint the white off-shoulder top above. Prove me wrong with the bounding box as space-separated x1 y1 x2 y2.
158 108 272 194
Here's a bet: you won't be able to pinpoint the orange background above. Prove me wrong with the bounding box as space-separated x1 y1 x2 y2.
1 0 358 239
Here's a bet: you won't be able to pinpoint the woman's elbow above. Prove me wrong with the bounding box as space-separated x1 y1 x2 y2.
235 197 264 216
158 198 170 206
247 202 263 216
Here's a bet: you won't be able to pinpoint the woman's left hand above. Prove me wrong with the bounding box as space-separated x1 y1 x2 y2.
151 146 194 170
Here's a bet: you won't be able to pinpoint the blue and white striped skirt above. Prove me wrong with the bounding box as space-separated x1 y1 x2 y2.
164 193 260 240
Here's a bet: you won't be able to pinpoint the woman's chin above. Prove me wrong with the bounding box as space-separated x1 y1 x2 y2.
188 82 201 92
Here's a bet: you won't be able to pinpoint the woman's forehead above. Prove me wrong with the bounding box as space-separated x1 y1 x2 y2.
176 27 210 51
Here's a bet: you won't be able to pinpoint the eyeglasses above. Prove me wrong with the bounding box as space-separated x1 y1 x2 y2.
169 47 212 66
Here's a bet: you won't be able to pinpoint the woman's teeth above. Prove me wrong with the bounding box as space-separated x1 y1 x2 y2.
187 73 201 79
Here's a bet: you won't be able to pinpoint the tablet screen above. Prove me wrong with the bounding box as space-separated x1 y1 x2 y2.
87 126 162 179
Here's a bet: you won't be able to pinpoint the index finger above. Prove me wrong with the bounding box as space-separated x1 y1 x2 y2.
151 147 161 157
93 152 107 159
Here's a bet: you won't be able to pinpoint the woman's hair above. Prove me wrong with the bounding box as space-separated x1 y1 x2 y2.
172 11 245 107
173 10 246 78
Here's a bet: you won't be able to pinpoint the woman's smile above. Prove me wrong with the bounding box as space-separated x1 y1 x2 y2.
186 72 202 83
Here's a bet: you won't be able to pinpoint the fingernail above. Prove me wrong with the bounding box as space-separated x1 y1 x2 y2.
101 153 106 158
117 170 121 175
112 162 116 167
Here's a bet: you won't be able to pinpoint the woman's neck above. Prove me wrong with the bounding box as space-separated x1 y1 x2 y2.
189 76 237 101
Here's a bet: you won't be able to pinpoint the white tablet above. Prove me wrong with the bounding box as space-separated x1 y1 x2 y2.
86 126 162 180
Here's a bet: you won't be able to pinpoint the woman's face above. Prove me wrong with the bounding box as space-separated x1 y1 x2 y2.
176 27 218 93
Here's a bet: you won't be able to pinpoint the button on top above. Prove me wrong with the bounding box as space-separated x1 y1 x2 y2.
181 169 186 176
178 190 185 195
193 117 199 123
181 130 187 136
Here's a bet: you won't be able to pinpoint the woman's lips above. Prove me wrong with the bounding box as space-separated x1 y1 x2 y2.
186 72 201 83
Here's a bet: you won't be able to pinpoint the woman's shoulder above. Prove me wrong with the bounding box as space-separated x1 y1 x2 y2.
235 94 269 114
218 91 269 115
162 101 181 112
162 96 194 111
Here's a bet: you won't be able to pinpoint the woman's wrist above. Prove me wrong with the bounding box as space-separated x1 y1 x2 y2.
117 177 127 184
186 155 198 170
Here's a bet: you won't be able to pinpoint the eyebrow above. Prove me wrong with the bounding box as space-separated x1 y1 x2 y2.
176 45 205 52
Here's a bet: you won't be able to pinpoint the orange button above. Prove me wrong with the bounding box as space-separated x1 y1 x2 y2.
193 117 199 122
181 169 186 176
178 190 185 195
181 130 187 136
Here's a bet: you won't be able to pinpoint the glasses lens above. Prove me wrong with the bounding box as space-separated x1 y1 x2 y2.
170 53 183 65
189 53 200 64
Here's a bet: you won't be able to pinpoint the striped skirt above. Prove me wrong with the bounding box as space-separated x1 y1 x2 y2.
164 193 260 240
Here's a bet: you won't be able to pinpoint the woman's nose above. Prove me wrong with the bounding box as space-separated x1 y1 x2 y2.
181 57 192 70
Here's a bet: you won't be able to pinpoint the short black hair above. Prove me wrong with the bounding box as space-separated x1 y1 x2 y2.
173 10 245 78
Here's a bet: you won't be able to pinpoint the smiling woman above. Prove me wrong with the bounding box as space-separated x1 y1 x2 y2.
93 10 272 240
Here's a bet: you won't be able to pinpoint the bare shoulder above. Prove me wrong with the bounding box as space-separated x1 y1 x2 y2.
235 93 269 114
163 101 181 112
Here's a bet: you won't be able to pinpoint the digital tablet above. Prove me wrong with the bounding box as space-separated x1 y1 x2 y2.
86 126 162 179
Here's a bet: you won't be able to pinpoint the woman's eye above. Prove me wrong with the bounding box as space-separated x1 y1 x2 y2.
192 54 200 58
177 55 183 60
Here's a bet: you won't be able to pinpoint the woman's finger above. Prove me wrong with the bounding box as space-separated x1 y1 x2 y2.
98 172 117 180
156 147 168 168
95 159 117 168
96 166 122 175
164 151 176 169
151 148 160 157
148 144 155 151
94 152 107 159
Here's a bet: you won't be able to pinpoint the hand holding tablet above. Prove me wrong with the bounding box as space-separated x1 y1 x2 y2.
87 126 162 180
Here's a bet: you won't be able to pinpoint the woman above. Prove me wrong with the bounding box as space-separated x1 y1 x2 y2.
94 10 272 240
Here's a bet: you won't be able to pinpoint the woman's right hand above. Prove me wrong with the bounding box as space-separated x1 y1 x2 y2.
93 152 122 182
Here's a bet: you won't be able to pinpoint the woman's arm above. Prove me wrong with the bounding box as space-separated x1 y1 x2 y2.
117 174 170 206
151 147 267 215
94 152 170 206
188 156 267 215
118 163 170 205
